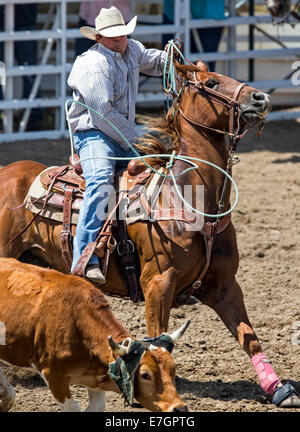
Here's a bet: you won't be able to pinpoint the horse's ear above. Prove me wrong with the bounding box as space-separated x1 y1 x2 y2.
195 60 208 72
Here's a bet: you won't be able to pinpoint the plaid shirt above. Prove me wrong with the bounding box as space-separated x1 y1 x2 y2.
67 39 166 150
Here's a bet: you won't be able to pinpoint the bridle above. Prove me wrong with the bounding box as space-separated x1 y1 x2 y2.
179 74 249 153
172 76 254 306
176 74 257 222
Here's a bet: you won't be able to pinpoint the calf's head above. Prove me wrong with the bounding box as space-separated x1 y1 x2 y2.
108 321 190 412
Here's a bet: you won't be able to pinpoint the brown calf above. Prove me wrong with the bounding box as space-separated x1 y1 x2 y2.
0 258 188 412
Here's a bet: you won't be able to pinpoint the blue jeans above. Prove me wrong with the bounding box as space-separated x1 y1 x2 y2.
71 129 137 271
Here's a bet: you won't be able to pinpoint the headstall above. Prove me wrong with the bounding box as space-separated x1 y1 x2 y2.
179 74 249 152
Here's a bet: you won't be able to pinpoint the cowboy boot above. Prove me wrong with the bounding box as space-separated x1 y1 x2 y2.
85 264 106 286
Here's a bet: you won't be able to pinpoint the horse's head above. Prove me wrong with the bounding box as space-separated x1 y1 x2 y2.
137 60 271 160
265 0 290 18
176 60 271 137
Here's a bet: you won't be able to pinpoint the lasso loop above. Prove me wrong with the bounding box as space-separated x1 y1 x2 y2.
163 39 187 110
65 41 239 218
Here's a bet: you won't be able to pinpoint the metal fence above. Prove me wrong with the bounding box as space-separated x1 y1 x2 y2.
0 0 300 143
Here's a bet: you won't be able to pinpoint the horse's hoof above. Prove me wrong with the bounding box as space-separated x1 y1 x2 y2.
0 386 16 412
278 393 300 408
272 382 300 408
0 400 14 412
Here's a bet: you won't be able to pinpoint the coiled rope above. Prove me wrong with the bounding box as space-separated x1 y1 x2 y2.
65 41 239 218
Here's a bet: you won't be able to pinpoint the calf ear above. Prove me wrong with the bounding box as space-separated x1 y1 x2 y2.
195 60 208 72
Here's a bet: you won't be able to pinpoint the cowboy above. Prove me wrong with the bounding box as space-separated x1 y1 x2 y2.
67 6 167 285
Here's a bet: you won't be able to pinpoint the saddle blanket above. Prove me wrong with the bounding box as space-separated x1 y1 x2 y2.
25 167 81 225
24 166 167 226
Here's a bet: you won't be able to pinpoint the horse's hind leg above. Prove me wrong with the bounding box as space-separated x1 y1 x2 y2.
202 278 300 408
0 367 16 411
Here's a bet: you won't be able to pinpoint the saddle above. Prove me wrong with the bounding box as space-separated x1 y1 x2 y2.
24 155 162 302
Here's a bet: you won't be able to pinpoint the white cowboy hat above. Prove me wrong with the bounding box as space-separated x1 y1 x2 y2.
80 6 137 40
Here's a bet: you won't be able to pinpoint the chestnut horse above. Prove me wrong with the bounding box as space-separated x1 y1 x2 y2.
0 61 299 407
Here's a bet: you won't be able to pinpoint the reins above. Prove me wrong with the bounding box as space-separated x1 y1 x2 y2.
176 77 251 225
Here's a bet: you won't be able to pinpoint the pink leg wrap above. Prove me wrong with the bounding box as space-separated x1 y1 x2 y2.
251 353 280 395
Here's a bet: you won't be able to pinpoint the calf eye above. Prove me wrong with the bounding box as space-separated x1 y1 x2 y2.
141 372 152 381
206 79 219 89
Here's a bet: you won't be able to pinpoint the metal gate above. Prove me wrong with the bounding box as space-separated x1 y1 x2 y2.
0 0 299 143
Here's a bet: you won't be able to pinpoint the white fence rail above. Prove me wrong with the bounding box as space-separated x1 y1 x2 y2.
0 0 300 143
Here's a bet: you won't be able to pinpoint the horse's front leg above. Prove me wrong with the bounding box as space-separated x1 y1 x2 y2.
201 277 300 408
142 267 177 337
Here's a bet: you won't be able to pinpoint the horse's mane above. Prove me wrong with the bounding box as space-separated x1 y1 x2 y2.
135 62 199 168
135 107 181 167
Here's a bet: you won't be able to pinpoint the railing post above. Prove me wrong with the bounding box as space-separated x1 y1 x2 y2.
60 0 67 136
19 5 58 133
227 0 237 78
184 0 191 59
174 0 181 41
55 2 61 131
3 3 14 133
249 0 255 81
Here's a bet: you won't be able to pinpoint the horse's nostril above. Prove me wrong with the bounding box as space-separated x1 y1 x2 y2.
252 92 266 102
251 92 268 109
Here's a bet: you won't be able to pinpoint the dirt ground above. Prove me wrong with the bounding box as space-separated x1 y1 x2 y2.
0 119 299 413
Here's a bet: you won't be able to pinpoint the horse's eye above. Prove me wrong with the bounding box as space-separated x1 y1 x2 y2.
206 79 219 89
141 372 152 381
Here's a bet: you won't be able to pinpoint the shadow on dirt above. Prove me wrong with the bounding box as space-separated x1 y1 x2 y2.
272 155 300 164
238 120 300 155
1 363 45 389
176 376 300 404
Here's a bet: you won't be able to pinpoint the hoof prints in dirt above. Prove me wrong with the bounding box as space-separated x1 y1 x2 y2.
1 120 300 412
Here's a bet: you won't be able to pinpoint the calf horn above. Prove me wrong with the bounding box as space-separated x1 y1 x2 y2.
168 320 191 342
108 335 127 356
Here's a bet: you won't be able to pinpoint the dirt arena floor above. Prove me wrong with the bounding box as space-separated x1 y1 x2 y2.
0 119 299 412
